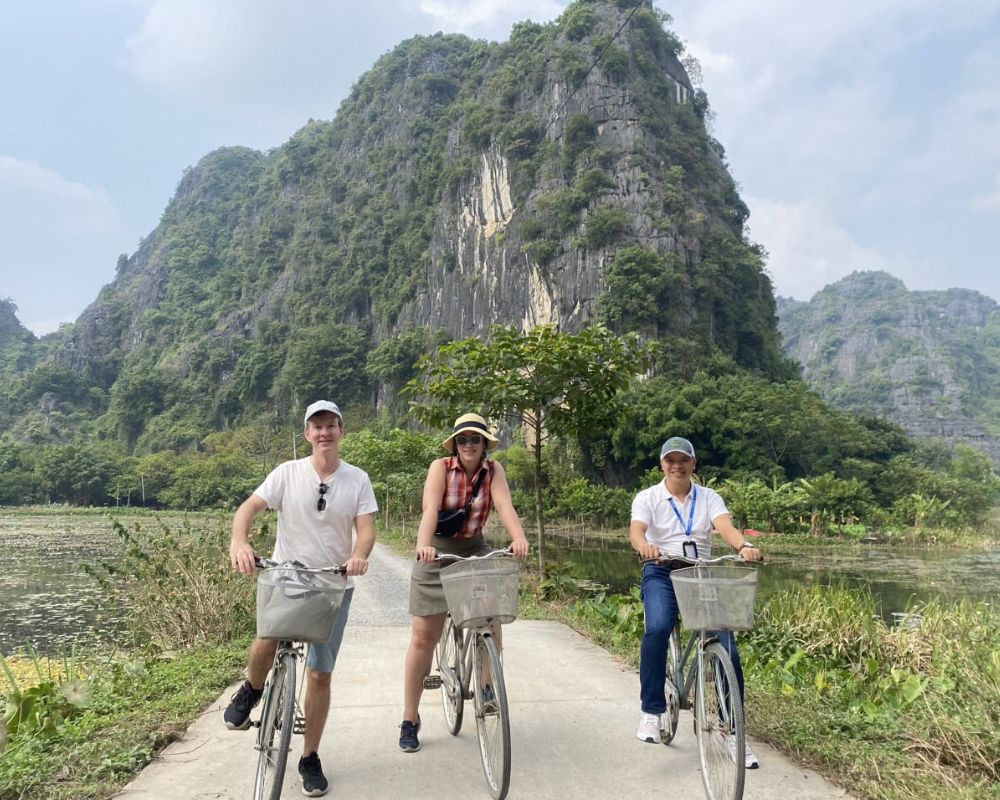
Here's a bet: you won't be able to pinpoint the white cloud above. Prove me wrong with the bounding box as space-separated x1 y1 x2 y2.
419 0 565 33
0 156 123 236
973 173 1000 212
0 156 131 329
681 40 735 76
747 196 907 300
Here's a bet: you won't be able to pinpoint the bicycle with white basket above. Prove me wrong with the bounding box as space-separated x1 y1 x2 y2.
251 557 348 800
642 552 760 800
423 548 519 800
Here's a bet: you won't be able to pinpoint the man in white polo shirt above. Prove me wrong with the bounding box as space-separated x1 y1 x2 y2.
225 400 378 796
629 435 762 768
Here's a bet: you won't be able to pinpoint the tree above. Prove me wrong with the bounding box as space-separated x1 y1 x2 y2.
405 324 650 575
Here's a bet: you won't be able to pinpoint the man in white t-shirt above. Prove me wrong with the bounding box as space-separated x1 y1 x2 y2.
225 400 377 797
629 436 762 768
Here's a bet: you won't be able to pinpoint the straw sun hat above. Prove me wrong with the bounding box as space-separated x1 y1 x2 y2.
441 413 500 452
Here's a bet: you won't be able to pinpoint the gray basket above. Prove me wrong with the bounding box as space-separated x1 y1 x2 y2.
256 566 347 643
670 565 758 631
440 558 519 628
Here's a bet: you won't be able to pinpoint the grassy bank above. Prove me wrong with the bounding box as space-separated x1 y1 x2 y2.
1 642 249 799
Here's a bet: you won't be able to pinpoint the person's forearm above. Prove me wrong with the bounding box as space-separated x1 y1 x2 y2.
496 504 527 542
231 502 256 546
629 529 648 553
352 520 376 559
416 511 438 547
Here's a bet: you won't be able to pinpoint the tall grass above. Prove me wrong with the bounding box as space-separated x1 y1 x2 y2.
743 586 1000 799
85 515 259 649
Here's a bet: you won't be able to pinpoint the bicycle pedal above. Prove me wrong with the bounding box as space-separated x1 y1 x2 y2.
422 675 443 690
293 715 306 735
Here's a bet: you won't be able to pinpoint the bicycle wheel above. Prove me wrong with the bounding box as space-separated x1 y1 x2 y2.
695 641 745 800
662 629 682 744
253 651 296 800
437 616 464 735
473 632 511 800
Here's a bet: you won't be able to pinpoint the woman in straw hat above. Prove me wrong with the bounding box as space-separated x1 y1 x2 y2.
398 413 529 752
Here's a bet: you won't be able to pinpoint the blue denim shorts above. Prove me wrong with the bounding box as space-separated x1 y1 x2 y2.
305 587 353 673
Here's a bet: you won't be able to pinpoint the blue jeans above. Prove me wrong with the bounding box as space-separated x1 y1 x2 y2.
639 563 745 714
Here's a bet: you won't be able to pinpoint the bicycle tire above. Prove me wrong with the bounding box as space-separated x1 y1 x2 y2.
473 633 511 800
695 641 745 800
253 650 297 800
437 616 464 735
662 629 682 744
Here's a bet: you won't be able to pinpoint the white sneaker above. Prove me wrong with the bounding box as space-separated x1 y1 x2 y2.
635 712 663 743
721 732 761 769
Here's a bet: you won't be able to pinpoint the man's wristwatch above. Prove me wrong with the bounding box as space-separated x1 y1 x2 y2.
739 542 754 550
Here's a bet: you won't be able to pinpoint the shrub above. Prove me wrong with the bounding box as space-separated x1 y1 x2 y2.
551 478 631 528
85 517 257 650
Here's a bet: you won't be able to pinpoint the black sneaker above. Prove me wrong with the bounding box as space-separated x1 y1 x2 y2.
399 717 421 752
483 685 498 712
223 680 263 730
298 751 328 797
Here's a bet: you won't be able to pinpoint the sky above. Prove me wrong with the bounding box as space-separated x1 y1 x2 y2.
2 0 999 336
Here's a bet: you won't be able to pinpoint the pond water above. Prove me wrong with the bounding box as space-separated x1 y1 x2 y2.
490 528 1000 618
0 512 127 657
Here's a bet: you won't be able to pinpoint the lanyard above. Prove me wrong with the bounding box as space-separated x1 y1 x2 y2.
667 486 697 536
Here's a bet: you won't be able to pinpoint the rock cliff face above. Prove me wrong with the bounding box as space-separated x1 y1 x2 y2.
5 1 785 442
777 271 1000 462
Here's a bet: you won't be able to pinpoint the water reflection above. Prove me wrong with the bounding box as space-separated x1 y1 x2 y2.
495 531 1000 618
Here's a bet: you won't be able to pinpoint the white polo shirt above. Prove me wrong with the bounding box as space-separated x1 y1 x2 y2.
254 457 378 588
630 480 729 560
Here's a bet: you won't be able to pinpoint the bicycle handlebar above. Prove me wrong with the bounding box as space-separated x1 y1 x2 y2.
639 552 757 566
254 556 348 574
435 547 514 564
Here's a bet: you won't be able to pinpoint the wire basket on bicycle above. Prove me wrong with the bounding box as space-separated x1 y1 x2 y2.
670 564 757 631
256 562 347 642
440 557 519 628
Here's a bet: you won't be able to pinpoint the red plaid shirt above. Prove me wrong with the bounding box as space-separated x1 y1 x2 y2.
441 456 494 539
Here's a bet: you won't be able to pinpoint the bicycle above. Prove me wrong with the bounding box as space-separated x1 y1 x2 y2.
642 552 759 800
251 557 347 800
423 548 519 800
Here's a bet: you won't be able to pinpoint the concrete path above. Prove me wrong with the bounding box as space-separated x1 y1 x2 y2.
113 544 855 800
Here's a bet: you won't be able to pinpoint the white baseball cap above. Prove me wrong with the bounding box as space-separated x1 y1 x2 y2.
304 400 343 425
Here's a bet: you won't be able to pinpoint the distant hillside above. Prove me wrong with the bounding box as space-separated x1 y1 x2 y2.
1 0 788 452
777 271 1000 462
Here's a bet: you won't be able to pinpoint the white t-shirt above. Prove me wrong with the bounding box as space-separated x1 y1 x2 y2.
630 480 729 559
254 457 378 588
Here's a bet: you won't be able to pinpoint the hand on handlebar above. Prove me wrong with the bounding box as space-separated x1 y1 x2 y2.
416 544 437 563
637 543 661 561
509 538 530 559
230 541 258 575
344 555 369 576
739 545 763 563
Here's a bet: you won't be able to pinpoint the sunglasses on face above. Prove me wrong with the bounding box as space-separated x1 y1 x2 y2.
455 434 483 447
317 482 328 512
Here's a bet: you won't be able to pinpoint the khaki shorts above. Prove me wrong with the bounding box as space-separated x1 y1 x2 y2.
409 534 490 617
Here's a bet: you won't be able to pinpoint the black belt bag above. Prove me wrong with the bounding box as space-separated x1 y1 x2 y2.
434 468 486 538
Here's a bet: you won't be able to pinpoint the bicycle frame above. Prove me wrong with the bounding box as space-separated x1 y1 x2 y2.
669 626 700 710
